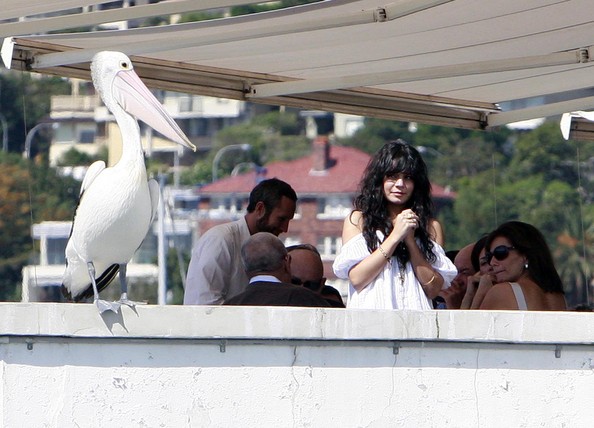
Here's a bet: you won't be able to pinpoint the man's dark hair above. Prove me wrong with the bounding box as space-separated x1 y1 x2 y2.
246 178 297 213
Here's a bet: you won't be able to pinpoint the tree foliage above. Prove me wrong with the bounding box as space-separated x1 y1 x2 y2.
0 71 69 155
0 152 79 300
181 110 309 185
56 146 108 166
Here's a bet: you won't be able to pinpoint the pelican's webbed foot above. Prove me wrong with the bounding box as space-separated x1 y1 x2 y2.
95 298 122 314
117 292 147 308
116 264 147 309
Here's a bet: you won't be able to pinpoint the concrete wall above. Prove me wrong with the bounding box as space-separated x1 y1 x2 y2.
1 303 593 427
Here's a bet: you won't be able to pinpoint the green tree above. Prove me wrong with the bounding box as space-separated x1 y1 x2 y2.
508 122 586 185
339 118 412 154
181 111 310 185
0 71 69 154
554 213 593 308
0 158 32 299
0 152 79 301
166 248 191 305
56 146 108 166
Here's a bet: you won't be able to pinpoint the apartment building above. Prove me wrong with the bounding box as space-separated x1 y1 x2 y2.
48 78 249 168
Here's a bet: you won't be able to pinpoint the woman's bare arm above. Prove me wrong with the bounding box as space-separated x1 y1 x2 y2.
429 218 445 246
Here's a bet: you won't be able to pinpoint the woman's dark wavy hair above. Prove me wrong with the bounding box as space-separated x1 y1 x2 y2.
484 221 564 294
352 139 435 268
470 234 489 272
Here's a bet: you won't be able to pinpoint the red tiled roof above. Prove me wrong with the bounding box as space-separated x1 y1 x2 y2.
199 143 455 199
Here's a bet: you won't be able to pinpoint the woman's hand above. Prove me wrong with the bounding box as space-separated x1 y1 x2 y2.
439 283 466 309
461 272 496 309
460 273 480 309
391 209 418 246
471 273 497 309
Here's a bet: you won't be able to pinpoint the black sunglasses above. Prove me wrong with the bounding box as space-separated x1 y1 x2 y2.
291 277 323 292
485 245 516 263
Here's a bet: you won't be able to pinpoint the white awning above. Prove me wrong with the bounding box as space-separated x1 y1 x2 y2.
2 0 594 135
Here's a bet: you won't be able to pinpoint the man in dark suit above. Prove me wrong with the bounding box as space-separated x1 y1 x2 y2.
224 232 330 307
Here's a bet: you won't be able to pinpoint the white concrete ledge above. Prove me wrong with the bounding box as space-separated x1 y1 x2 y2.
0 303 591 344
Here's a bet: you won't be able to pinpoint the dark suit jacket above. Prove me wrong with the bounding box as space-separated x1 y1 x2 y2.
320 285 346 308
223 281 331 307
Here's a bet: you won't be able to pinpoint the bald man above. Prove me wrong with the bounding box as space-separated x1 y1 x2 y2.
438 243 476 309
287 244 345 308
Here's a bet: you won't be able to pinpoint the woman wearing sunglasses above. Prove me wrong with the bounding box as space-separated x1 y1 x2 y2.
333 140 457 309
468 221 566 311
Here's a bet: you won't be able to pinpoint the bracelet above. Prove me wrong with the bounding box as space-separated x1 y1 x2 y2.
378 245 390 260
423 273 437 286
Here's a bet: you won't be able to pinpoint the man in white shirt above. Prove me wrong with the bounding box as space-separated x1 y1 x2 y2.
184 178 297 305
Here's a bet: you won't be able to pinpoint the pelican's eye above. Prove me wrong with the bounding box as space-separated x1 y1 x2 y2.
120 61 130 69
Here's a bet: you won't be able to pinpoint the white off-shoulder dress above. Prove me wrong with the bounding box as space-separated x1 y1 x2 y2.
333 233 457 310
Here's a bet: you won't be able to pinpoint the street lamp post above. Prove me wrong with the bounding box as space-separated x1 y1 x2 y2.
212 143 251 182
23 122 57 159
0 113 7 153
231 162 258 176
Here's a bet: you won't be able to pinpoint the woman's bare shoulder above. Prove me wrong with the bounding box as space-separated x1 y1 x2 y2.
347 210 364 226
544 293 568 311
342 210 364 243
480 282 518 310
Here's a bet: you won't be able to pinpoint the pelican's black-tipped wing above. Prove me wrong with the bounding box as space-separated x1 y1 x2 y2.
62 263 120 302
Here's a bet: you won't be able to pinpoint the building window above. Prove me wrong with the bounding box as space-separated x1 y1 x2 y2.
317 236 342 260
317 196 352 219
283 236 302 247
174 195 200 212
179 96 192 112
47 238 68 265
189 119 208 137
209 196 245 218
78 130 95 144
96 122 106 138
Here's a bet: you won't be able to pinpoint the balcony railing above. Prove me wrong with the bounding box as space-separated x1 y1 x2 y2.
50 95 101 113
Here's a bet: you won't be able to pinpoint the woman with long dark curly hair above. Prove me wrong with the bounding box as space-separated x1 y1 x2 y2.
468 221 566 310
333 140 456 309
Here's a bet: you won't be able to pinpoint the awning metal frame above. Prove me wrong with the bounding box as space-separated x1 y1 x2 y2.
4 37 497 130
247 48 593 98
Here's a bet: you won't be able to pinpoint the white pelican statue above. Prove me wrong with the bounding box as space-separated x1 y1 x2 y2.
62 51 196 313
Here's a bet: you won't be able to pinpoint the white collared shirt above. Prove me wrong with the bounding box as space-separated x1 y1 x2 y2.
184 217 251 305
249 275 281 284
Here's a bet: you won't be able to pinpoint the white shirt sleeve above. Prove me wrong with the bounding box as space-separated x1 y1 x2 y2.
183 219 249 305
332 233 369 279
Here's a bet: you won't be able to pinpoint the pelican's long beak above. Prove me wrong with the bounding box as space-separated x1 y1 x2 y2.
112 68 196 152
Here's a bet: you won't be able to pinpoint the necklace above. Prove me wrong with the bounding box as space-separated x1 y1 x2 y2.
398 264 405 288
